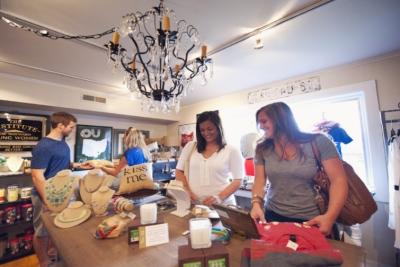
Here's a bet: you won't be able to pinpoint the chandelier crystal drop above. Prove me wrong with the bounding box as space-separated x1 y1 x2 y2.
106 0 213 113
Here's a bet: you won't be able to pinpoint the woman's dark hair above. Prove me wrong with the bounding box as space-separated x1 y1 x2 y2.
196 111 226 153
255 102 317 157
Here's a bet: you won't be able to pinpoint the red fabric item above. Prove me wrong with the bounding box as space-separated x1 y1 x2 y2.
245 158 255 176
250 222 343 266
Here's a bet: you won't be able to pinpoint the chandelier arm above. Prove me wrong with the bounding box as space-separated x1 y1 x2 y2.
179 44 196 74
141 12 155 38
172 47 186 65
137 81 151 98
129 34 156 92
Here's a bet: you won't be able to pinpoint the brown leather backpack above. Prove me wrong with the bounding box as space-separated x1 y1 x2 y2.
311 141 377 226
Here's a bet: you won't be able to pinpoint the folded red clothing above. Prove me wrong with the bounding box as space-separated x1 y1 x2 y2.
240 222 343 267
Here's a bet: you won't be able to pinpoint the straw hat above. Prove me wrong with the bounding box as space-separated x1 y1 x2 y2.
79 169 115 205
54 201 91 228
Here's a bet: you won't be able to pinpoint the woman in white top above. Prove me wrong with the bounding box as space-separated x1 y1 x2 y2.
176 111 244 206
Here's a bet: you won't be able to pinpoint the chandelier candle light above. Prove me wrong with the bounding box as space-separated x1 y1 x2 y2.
0 0 213 114
106 0 213 113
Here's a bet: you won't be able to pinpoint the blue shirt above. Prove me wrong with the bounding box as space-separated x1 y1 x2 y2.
31 137 71 179
124 147 147 166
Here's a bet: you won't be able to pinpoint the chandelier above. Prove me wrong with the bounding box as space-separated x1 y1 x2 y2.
1 0 213 113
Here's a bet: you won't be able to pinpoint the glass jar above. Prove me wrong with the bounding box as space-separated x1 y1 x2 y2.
7 185 19 202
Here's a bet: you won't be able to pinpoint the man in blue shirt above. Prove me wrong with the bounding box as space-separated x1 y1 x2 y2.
31 112 92 267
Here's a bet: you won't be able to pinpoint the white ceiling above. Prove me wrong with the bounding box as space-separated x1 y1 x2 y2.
0 0 400 106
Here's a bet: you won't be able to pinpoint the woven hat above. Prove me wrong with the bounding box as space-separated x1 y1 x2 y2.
54 201 91 228
79 169 115 205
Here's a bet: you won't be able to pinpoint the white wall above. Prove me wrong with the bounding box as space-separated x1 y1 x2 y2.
0 72 180 122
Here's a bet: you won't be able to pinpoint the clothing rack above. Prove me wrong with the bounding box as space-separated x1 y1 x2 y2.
380 102 400 145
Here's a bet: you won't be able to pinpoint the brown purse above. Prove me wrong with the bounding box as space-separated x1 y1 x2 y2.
310 141 377 225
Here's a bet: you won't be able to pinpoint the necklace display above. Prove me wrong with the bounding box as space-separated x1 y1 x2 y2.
45 170 76 213
91 186 115 217
79 170 115 205
82 175 105 193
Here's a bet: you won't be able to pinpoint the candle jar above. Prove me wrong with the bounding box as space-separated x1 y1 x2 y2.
0 188 5 203
23 232 33 251
21 203 33 222
10 237 19 255
189 218 212 249
5 206 17 225
20 187 32 200
140 203 157 225
7 185 19 202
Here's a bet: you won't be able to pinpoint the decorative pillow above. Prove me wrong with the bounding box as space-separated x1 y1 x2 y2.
116 163 154 195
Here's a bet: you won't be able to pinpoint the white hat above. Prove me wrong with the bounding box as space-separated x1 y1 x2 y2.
54 201 91 228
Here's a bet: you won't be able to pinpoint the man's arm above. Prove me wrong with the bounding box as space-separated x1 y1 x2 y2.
31 169 47 202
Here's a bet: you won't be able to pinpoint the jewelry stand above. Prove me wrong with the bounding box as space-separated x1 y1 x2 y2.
45 170 77 213
91 186 115 217
79 169 115 205
167 186 190 217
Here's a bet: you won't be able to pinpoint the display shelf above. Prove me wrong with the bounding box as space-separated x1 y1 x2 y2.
0 220 33 231
0 172 24 177
0 173 34 264
0 198 31 207
0 249 34 264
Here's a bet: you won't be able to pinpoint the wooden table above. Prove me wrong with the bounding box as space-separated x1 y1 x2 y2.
42 210 366 267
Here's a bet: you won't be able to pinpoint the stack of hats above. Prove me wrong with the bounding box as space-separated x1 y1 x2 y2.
54 201 91 228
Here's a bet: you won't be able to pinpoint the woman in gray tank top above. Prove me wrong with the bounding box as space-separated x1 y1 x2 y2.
250 102 348 236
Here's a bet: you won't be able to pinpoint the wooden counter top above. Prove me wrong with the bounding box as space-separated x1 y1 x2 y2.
41 210 366 267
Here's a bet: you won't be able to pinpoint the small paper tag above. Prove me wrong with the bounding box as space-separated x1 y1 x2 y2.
119 211 128 218
286 240 299 251
127 212 136 220
139 223 169 248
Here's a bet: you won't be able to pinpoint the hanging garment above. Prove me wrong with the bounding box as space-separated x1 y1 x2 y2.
328 126 353 158
387 135 400 248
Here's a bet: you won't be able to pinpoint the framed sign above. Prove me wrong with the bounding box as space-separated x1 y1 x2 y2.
75 125 112 162
112 129 151 159
0 113 47 152
112 129 126 159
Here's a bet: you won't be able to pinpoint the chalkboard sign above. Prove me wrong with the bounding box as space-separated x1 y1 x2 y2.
74 125 112 162
0 113 47 152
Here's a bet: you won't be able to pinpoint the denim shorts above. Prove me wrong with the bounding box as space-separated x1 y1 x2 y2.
31 193 49 237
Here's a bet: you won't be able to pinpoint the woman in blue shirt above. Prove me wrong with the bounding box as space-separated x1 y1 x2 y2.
101 127 150 176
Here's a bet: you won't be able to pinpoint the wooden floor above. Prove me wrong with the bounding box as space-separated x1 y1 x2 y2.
0 254 39 267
